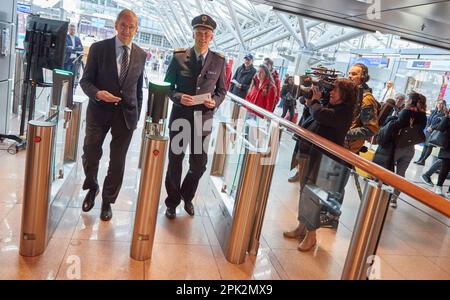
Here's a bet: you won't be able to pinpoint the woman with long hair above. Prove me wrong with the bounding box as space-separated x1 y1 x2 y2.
245 64 276 117
283 78 357 252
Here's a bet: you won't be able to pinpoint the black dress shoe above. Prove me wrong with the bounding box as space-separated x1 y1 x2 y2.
100 202 113 221
184 201 195 216
82 188 99 212
165 207 176 219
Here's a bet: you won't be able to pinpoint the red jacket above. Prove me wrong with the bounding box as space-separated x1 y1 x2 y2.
225 59 233 90
245 78 276 118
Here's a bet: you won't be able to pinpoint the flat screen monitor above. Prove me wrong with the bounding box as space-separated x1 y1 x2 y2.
25 15 68 84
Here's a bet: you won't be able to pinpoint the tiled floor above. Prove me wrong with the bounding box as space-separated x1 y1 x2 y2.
0 69 449 280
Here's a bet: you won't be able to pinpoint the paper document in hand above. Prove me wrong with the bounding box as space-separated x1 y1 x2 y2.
192 93 211 105
231 79 240 85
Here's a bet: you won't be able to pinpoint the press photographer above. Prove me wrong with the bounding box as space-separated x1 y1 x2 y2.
283 77 358 251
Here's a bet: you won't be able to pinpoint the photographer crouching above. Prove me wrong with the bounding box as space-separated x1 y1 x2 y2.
283 78 357 252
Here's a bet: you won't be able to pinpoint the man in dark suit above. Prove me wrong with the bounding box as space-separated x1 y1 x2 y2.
64 24 83 73
164 14 227 219
79 9 147 221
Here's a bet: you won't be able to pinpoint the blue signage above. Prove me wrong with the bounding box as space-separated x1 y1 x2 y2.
17 4 31 14
350 57 389 68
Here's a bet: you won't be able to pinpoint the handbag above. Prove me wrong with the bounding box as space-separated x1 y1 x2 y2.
427 129 449 148
395 118 425 148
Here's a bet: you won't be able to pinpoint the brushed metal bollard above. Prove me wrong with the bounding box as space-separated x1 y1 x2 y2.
20 121 55 257
130 132 168 261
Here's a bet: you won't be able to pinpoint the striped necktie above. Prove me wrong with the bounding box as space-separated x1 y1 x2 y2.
119 45 129 85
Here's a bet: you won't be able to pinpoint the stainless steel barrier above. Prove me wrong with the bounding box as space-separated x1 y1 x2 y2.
209 114 281 264
64 98 83 162
130 123 168 261
20 121 55 256
341 182 391 279
130 80 170 261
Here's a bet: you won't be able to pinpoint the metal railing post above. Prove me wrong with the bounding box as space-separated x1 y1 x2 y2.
20 121 55 257
341 181 391 279
130 126 168 261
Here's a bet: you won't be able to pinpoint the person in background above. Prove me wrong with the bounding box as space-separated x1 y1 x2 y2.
277 73 290 108
64 24 83 73
283 78 357 251
428 111 450 197
245 64 276 117
379 80 396 103
225 57 233 91
280 76 296 121
414 99 447 165
263 57 280 111
392 93 406 116
229 54 256 99
373 92 427 208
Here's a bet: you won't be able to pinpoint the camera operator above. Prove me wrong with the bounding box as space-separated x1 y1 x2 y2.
283 78 357 252
318 63 379 228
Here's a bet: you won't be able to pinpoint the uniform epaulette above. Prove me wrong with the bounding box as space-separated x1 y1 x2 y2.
214 51 225 59
174 48 187 53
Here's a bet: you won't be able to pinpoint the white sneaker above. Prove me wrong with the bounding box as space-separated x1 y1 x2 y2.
434 186 443 195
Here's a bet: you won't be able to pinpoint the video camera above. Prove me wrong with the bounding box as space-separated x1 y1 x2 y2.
303 67 343 105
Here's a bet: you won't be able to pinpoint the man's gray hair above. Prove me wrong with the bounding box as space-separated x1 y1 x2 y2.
395 93 406 99
116 9 138 24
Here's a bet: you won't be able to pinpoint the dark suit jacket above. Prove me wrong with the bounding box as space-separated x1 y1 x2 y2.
164 47 226 136
64 35 83 67
80 37 147 130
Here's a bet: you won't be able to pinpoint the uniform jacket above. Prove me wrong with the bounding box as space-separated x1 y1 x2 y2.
346 89 379 153
164 47 227 136
80 37 147 130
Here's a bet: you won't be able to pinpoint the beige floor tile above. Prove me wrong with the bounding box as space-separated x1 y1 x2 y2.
154 214 210 245
0 179 23 203
57 239 143 279
210 246 280 280
261 220 303 250
262 200 297 222
426 256 450 275
381 255 450 279
201 216 221 247
52 207 81 239
0 202 14 221
0 236 70 279
315 226 352 254
377 227 422 256
0 204 22 243
73 209 135 242
272 248 342 279
145 243 220 279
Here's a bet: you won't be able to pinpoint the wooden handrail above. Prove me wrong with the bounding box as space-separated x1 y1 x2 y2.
227 93 450 218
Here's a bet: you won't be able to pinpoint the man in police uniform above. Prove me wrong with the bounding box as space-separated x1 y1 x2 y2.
164 14 227 219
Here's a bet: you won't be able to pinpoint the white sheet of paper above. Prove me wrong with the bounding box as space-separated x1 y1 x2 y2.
231 79 239 85
192 93 211 105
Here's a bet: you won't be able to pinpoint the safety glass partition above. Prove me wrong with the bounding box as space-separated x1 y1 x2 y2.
219 92 450 279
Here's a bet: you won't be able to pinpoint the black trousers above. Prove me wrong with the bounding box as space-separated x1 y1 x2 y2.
165 129 210 208
281 104 295 121
82 108 134 204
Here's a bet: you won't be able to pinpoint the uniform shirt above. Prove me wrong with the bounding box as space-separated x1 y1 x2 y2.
194 48 208 66
115 36 132 79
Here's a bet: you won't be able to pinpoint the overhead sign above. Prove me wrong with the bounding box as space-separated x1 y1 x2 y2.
17 4 31 13
350 57 389 68
407 60 450 72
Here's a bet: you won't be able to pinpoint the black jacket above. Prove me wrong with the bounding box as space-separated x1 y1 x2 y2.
437 117 450 159
80 37 147 130
229 64 257 98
